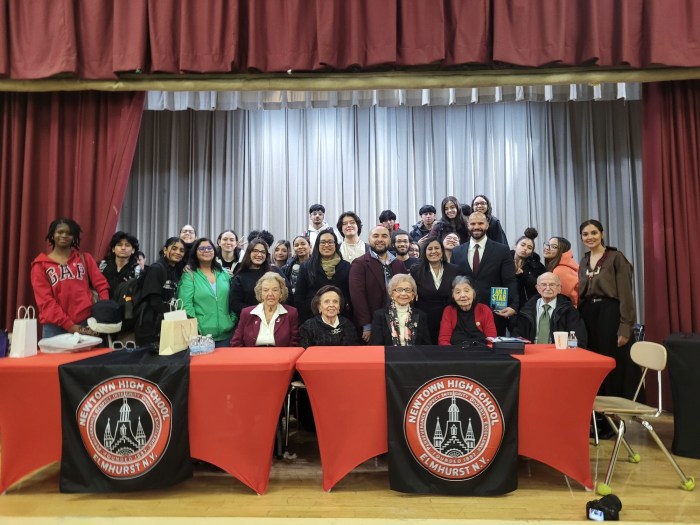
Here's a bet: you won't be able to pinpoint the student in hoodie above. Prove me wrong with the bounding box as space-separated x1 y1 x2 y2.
31 218 110 338
98 231 140 297
305 204 332 249
543 236 579 307
134 236 186 347
510 272 587 347
178 237 238 347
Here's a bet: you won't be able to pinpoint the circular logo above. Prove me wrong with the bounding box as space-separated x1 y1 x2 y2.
404 375 505 481
77 376 173 479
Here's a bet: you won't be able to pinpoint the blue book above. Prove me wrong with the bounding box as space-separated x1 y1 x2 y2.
490 287 508 310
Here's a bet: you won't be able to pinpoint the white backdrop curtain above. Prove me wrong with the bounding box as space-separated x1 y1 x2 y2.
120 100 643 316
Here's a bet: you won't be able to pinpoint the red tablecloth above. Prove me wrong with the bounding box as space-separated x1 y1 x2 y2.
0 347 303 494
296 345 614 491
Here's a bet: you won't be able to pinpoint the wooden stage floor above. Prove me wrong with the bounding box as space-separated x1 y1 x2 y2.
0 414 698 525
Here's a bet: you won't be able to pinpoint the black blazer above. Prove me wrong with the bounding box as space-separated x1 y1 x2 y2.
369 306 432 345
452 238 519 310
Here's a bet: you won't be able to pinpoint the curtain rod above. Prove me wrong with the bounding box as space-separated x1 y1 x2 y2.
2 67 700 92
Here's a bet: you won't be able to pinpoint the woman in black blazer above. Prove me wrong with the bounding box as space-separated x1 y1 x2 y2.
294 229 352 324
409 238 461 344
370 274 431 345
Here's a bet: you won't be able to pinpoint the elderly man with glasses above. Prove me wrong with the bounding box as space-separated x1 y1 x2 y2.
510 272 587 347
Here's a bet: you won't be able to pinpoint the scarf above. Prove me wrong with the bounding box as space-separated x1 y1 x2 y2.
388 302 418 346
321 252 341 279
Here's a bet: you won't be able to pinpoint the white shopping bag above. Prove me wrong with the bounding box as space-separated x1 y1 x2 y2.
159 318 198 355
163 298 187 321
10 306 38 358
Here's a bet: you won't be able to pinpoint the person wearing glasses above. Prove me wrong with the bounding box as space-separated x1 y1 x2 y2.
294 229 352 324
178 238 238 347
229 238 285 317
511 228 546 310
438 276 496 346
179 224 197 260
470 195 508 246
230 272 299 347
510 272 587 346
370 274 431 345
542 236 579 306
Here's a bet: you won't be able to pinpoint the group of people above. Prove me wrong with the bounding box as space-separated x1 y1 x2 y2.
30 197 636 400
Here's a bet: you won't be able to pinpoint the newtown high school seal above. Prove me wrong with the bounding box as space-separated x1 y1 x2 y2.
404 375 505 481
77 375 173 479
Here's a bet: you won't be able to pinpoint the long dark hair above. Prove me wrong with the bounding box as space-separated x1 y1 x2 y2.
236 238 271 273
306 228 339 287
438 196 469 237
46 218 82 248
545 237 572 271
579 219 607 248
413 237 446 280
158 236 187 275
188 237 223 271
471 194 493 219
102 231 140 265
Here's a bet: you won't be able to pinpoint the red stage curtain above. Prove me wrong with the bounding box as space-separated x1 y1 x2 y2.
643 81 700 344
2 0 700 79
0 91 145 329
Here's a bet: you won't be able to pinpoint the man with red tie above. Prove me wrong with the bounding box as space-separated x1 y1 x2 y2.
452 212 518 335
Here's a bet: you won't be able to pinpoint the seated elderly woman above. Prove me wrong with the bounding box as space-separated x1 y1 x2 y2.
230 271 299 347
299 285 359 347
370 274 431 345
438 276 497 346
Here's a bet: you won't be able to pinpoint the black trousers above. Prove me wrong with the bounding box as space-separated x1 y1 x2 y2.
581 298 641 400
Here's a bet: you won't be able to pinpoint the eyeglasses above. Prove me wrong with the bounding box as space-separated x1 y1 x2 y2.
181 229 195 234
538 283 561 288
251 248 267 255
473 201 488 207
393 287 414 294
197 246 214 252
543 242 559 250
112 340 137 350
318 240 336 246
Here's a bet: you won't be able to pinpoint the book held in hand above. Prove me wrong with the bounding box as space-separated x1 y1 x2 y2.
490 286 508 310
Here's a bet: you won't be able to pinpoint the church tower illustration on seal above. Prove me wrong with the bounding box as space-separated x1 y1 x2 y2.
103 396 147 454
432 395 476 456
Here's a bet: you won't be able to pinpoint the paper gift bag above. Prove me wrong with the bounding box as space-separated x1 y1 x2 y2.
163 298 187 321
10 306 38 358
159 318 198 355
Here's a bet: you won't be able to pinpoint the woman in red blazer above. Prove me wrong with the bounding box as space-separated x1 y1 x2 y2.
230 271 299 347
438 275 496 346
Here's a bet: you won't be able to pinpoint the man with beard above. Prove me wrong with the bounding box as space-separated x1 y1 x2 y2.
349 226 408 342
452 212 518 335
391 229 419 269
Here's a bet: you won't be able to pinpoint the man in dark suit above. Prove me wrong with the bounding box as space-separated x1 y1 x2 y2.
349 226 407 342
452 212 518 335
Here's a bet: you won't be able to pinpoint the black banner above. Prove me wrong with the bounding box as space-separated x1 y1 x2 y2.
386 346 520 495
59 349 192 492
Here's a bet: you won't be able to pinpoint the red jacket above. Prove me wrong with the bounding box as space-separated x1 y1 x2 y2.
230 304 300 347
438 303 497 345
30 249 110 330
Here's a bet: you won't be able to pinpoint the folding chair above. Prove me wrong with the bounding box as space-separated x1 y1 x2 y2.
593 341 696 495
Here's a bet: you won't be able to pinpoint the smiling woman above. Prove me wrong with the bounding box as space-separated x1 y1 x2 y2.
178 237 238 346
370 274 431 345
299 286 359 348
30 218 111 339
